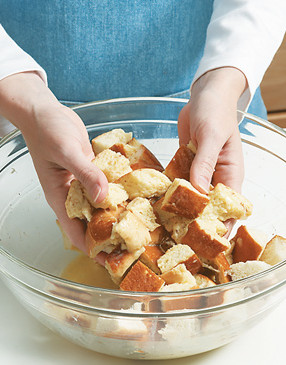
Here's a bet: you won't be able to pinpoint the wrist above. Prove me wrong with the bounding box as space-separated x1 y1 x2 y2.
0 71 60 134
191 67 247 103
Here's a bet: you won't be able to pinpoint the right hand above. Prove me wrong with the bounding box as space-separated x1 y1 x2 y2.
25 104 109 253
0 72 108 252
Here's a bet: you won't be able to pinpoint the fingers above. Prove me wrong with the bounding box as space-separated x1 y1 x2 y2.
178 103 191 146
44 180 88 253
58 212 88 254
93 252 108 267
189 131 224 194
223 218 236 238
211 128 244 193
64 152 109 203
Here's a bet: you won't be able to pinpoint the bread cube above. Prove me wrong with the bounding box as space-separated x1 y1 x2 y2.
92 128 132 155
194 274 216 288
161 178 210 219
153 197 179 231
161 264 197 287
114 211 151 252
181 217 230 260
126 197 160 231
105 246 145 284
232 225 269 263
119 261 165 292
84 183 128 210
111 138 164 171
85 206 125 257
92 149 132 182
203 183 253 221
117 168 171 199
157 244 201 274
228 261 271 281
164 144 195 181
260 235 286 265
212 253 231 284
65 179 93 221
139 244 164 274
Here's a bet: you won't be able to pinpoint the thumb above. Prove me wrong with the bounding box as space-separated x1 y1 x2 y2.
189 137 223 194
65 152 109 203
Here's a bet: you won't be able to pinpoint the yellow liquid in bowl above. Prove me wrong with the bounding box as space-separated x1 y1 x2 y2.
61 254 118 290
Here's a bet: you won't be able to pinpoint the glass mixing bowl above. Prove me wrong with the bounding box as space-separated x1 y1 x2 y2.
0 97 286 360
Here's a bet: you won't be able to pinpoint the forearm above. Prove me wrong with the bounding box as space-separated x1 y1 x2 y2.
193 0 286 111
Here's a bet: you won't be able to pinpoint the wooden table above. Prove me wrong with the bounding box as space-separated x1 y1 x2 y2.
261 34 286 128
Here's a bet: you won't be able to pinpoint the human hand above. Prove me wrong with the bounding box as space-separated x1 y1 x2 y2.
0 72 108 252
25 104 109 253
178 67 247 194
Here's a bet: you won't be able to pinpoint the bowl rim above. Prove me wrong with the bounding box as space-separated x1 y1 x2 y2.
1 96 286 299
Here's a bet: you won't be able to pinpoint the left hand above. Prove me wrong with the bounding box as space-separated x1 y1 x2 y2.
178 67 247 194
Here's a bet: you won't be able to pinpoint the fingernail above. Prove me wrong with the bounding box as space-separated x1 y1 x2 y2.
93 186 102 203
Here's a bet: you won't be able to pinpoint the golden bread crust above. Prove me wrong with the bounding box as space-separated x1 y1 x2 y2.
105 246 145 284
119 261 165 292
232 225 268 263
181 219 229 260
85 205 125 257
161 178 209 219
164 145 195 181
260 235 286 265
139 245 164 274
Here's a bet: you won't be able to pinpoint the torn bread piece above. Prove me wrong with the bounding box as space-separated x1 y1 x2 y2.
213 253 231 284
228 261 271 281
92 149 132 182
161 178 210 219
119 261 165 292
65 179 93 221
111 138 164 171
139 226 169 274
85 205 126 258
232 225 269 263
139 244 164 274
117 168 171 199
153 197 193 241
114 210 151 253
126 197 160 231
181 217 230 260
202 183 253 221
224 239 236 265
92 128 132 155
260 235 286 265
105 246 145 284
149 225 172 246
84 183 128 210
164 144 195 181
199 253 231 284
153 197 179 231
157 244 202 275
194 274 216 288
160 264 197 287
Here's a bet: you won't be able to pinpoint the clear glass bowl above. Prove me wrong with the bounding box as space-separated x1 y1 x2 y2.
0 97 286 360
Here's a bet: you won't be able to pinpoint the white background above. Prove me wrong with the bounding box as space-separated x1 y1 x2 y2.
0 278 285 365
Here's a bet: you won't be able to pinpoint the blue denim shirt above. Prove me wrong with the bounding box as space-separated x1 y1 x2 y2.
0 0 266 118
